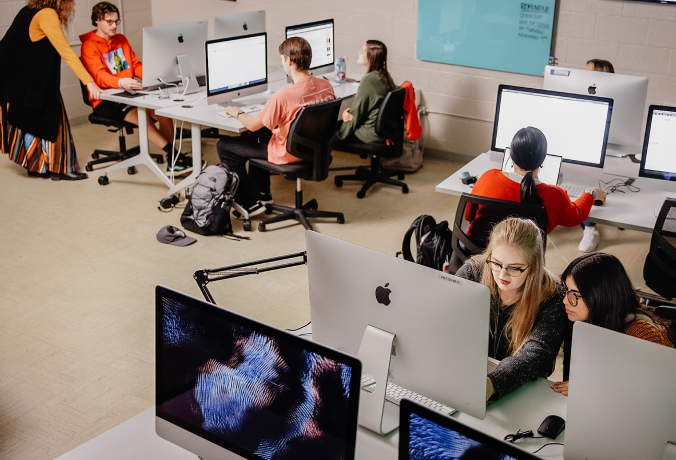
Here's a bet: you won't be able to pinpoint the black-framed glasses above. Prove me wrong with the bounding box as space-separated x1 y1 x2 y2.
557 283 583 307
485 259 529 277
103 19 121 26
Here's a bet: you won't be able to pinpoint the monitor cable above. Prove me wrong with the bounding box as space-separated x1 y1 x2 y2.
547 236 569 265
598 177 640 195
504 430 564 455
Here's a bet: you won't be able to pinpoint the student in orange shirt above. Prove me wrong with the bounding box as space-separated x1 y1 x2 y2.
80 2 191 172
217 37 336 217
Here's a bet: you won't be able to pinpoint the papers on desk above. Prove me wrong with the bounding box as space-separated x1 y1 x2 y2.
217 104 265 118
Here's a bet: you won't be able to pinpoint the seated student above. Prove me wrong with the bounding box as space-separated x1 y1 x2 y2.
336 40 395 143
467 127 606 248
455 217 567 401
551 252 674 396
578 59 614 253
80 2 190 172
217 37 335 217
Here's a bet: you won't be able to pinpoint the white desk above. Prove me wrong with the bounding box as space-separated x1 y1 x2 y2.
436 152 676 233
97 89 207 198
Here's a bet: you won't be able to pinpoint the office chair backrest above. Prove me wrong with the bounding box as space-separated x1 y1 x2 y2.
80 82 93 108
375 87 406 155
286 98 342 181
452 192 549 262
644 198 676 300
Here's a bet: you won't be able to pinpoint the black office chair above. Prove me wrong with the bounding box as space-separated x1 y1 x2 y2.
334 88 408 198
643 198 676 301
448 193 549 274
249 99 345 232
79 82 163 173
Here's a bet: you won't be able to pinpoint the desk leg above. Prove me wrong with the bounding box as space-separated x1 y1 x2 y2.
100 107 174 189
167 123 203 197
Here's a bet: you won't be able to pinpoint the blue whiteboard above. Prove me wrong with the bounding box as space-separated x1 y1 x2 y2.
416 0 556 76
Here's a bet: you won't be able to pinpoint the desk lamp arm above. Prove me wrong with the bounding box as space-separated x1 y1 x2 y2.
193 251 307 304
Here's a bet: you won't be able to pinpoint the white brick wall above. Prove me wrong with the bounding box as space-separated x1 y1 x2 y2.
0 0 152 124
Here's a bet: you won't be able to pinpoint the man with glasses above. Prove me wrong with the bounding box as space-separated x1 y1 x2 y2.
79 2 192 172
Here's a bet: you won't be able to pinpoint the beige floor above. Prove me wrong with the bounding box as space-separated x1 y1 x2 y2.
0 123 654 459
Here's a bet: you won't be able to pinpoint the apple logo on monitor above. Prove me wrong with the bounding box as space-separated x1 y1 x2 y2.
243 22 248 31
375 283 392 306
178 34 184 44
588 84 596 95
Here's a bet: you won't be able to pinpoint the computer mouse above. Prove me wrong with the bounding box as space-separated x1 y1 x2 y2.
593 199 604 206
538 415 565 439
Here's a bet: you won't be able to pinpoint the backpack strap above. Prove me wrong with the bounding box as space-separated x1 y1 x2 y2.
402 215 436 262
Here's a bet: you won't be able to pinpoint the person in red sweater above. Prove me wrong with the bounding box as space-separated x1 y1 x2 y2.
469 127 606 240
551 252 674 396
80 2 190 171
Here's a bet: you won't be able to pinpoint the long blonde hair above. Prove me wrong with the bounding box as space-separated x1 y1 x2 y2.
27 0 74 26
467 218 557 354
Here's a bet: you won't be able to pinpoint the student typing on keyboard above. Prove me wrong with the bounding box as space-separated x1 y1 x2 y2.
455 217 568 401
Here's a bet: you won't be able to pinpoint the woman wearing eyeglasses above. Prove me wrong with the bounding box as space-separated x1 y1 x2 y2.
551 252 673 396
0 0 102 180
455 217 567 401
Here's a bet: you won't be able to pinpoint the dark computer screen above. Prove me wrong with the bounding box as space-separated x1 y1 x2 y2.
156 287 361 460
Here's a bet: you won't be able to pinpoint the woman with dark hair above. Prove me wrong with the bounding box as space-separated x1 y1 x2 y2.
0 0 102 180
551 252 673 396
586 59 614 73
468 127 605 240
336 40 396 143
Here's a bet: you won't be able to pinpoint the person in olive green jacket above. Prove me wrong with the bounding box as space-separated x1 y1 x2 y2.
336 40 396 143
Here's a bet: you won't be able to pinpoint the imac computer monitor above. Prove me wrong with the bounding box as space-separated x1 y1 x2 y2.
156 285 362 460
142 21 208 91
565 322 676 460
502 149 562 186
544 65 649 151
285 19 334 77
214 11 266 39
399 399 541 460
639 105 676 182
492 85 613 177
306 231 491 421
206 33 268 106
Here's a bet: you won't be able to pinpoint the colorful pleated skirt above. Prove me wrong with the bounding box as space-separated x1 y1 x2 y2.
0 95 79 174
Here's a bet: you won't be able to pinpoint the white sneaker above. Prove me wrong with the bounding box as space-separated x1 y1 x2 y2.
579 226 600 252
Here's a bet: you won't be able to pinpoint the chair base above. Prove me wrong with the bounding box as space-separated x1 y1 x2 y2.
85 147 164 171
334 156 408 198
258 191 344 232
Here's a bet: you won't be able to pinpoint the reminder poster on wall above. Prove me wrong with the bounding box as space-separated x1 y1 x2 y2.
416 0 556 76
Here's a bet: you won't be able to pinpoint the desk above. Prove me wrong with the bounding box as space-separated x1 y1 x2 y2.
97 89 207 198
436 152 676 233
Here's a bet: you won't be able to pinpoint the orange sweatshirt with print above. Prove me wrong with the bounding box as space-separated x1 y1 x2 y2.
79 30 142 108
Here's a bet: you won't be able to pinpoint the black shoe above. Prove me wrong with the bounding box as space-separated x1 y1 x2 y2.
51 171 88 181
259 193 273 205
27 170 51 178
166 153 193 169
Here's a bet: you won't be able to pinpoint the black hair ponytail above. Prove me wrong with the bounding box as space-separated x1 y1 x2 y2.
509 127 547 205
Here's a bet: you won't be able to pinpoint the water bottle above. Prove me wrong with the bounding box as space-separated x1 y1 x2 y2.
335 57 346 84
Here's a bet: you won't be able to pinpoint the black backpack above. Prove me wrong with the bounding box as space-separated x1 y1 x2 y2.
181 165 240 237
400 215 454 271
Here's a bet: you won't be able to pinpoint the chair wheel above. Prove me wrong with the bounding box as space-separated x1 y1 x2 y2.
402 185 409 194
156 156 164 164
306 199 318 210
335 177 343 187
243 220 252 232
398 174 405 180
98 175 109 185
91 153 99 160
127 166 137 175
85 164 93 172
357 190 366 199
337 216 345 224
258 221 266 232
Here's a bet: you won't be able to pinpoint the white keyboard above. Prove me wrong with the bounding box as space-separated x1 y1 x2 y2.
560 184 585 198
217 103 265 118
360 375 456 416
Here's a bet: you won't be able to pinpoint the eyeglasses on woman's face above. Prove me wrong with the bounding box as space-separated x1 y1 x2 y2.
557 283 583 307
485 259 529 278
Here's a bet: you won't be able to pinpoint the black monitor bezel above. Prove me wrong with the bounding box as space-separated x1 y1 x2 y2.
285 19 334 71
492 84 614 168
639 105 676 182
156 285 362 460
398 399 541 460
205 32 268 98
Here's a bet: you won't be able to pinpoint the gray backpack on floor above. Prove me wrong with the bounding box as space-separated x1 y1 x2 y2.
181 165 239 236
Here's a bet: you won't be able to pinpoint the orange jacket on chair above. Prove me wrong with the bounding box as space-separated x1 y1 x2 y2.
400 81 422 141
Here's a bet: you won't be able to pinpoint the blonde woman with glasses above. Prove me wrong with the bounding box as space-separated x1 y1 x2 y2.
455 217 566 401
